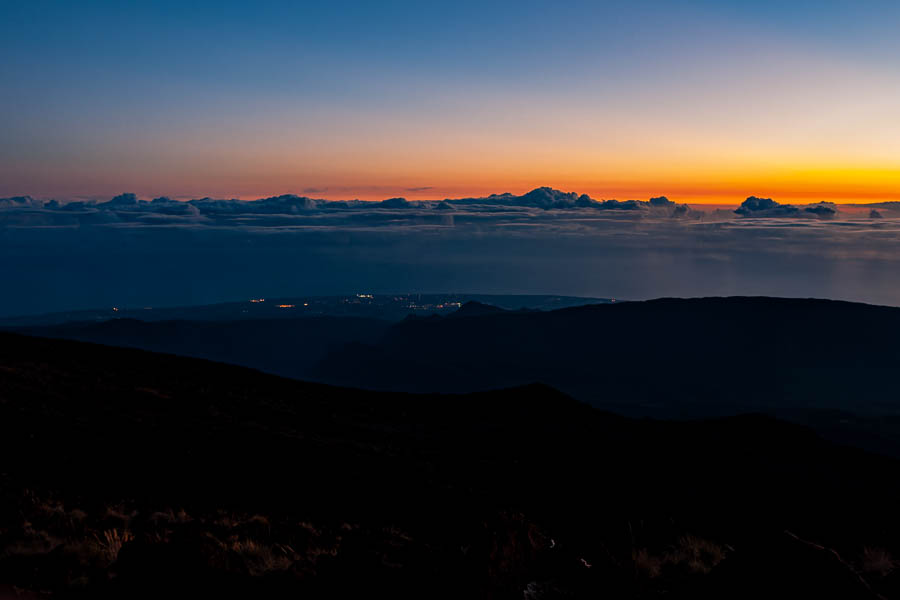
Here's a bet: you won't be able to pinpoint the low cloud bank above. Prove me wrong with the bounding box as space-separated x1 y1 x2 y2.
2 188 895 237
4 187 900 316
734 196 837 218
0 187 699 230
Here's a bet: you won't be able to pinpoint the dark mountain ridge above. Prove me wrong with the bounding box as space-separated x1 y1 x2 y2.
13 296 900 456
9 315 390 380
447 300 510 318
312 296 900 455
314 295 900 393
0 294 605 327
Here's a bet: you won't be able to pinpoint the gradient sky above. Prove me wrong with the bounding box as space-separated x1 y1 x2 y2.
2 0 900 203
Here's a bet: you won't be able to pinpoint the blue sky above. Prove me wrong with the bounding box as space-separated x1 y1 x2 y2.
2 1 900 202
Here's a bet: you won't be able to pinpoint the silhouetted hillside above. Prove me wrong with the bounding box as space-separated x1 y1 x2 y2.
27 297 900 419
18 296 900 457
449 301 509 318
312 296 900 455
12 316 390 380
0 294 606 327
1 332 900 598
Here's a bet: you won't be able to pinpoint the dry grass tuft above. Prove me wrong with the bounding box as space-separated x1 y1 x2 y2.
228 539 295 575
664 535 726 575
633 548 662 579
860 547 897 577
92 529 134 563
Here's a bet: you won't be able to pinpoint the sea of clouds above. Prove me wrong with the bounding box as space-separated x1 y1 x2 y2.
2 187 900 316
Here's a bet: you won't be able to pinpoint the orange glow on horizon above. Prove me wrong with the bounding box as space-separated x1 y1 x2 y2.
171 157 900 206
16 149 900 206
214 169 900 206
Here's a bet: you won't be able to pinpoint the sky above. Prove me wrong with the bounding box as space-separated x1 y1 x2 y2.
2 0 900 204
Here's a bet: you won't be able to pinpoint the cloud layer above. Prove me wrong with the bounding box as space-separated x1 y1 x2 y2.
734 196 838 218
2 188 893 236
0 187 702 228
4 188 900 316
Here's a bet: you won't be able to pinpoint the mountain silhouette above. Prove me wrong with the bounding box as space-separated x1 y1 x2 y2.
311 296 900 456
449 300 508 318
12 316 390 380
14 296 900 457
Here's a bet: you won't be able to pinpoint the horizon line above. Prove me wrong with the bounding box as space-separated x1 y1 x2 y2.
5 186 899 207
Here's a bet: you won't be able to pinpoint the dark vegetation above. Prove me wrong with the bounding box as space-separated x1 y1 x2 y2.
1 332 900 597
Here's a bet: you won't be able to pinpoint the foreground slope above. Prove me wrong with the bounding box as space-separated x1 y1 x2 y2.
1 332 899 598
